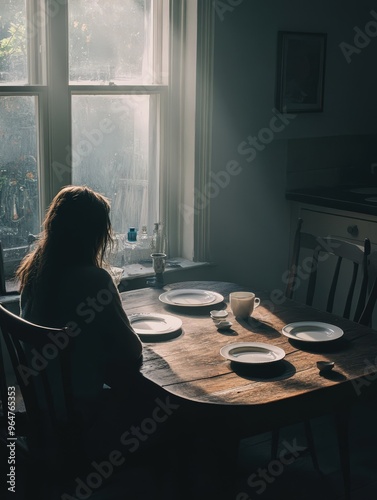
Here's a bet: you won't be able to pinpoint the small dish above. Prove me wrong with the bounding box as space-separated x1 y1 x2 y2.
282 322 343 342
210 310 228 319
220 342 285 364
317 361 335 372
216 320 233 330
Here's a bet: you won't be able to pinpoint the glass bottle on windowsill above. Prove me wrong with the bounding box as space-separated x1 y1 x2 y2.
124 227 137 264
138 225 151 262
150 222 167 256
158 222 167 255
150 222 159 254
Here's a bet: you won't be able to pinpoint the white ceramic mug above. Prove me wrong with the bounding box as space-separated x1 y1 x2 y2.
229 291 260 319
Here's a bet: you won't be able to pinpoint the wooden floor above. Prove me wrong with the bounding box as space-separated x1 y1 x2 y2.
4 400 377 499
87 400 377 500
235 400 377 500
73 400 377 500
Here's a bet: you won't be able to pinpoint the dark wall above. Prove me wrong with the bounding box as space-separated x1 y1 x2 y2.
208 0 377 291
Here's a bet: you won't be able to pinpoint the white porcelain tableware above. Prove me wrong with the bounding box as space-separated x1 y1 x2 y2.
229 291 260 319
282 322 344 342
216 320 233 330
220 342 285 364
210 310 228 319
129 313 182 337
159 289 224 307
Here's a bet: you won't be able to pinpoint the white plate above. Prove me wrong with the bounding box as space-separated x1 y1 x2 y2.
220 342 285 364
159 289 224 307
281 321 344 342
129 313 182 336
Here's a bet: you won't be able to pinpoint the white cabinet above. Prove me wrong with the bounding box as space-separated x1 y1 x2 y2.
299 206 377 245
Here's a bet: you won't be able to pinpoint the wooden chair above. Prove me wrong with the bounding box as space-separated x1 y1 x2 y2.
358 251 377 326
273 218 372 500
332 251 377 500
285 218 370 322
0 304 85 498
0 304 165 499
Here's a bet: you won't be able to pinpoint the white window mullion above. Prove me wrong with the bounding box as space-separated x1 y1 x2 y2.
193 0 215 262
47 0 71 203
37 87 49 227
165 0 214 263
27 0 47 85
162 0 186 259
153 0 169 85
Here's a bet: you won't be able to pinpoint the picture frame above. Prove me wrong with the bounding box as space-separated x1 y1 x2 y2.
276 31 327 113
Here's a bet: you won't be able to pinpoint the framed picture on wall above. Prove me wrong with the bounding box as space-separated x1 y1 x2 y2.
276 31 327 113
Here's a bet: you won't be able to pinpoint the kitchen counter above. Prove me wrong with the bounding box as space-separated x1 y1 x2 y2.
286 186 377 216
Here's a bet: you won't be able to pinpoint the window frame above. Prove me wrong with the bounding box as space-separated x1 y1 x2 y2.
0 0 213 274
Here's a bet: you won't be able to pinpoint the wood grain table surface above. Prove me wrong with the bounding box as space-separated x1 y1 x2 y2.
120 281 377 430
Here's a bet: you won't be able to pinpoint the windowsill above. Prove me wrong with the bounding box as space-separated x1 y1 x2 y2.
121 257 210 281
117 257 214 292
4 259 213 297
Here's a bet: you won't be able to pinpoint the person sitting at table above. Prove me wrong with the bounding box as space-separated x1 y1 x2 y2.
15 185 184 452
16 185 144 424
16 185 236 498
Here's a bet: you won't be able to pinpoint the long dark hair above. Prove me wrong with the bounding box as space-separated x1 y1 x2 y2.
17 185 113 292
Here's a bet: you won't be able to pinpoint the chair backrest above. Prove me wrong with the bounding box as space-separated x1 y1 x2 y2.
285 218 370 322
0 304 77 459
358 251 377 326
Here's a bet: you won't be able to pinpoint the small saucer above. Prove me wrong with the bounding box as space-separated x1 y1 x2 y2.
210 310 228 319
216 320 233 330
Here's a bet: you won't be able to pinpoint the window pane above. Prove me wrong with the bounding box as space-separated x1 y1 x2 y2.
0 96 40 273
0 0 46 85
69 0 156 84
71 94 159 237
0 0 27 84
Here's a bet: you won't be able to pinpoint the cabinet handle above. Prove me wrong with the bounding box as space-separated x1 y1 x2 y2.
347 225 359 237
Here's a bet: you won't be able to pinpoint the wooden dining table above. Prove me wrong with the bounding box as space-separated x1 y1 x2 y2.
120 280 377 433
120 280 377 497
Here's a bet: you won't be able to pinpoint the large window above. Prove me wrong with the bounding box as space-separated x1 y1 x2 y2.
0 0 211 276
0 0 172 274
